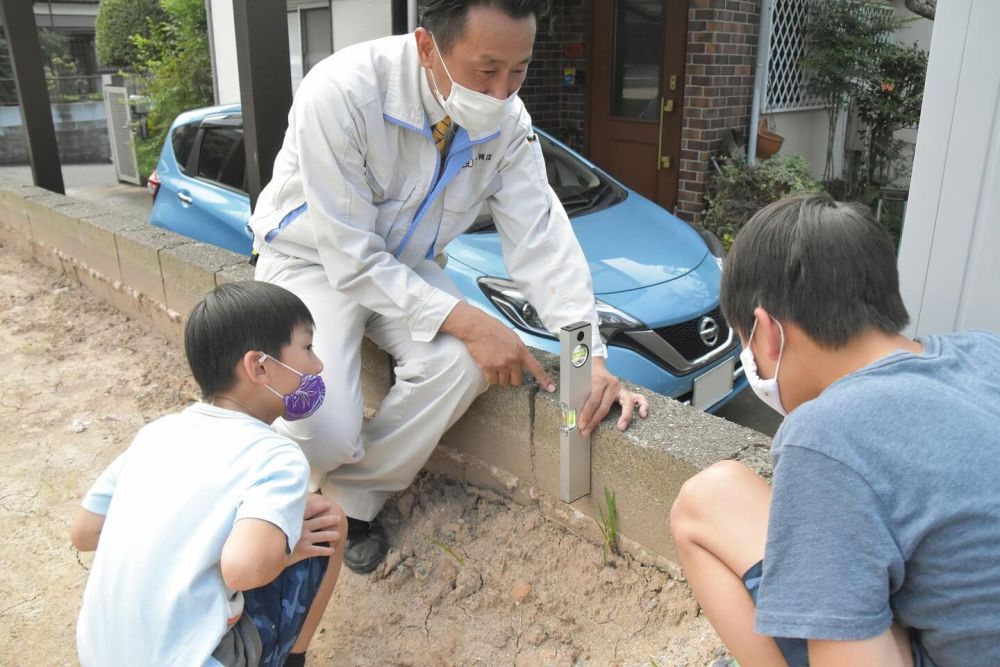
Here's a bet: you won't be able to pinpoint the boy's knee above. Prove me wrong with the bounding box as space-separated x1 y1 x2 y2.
670 460 752 539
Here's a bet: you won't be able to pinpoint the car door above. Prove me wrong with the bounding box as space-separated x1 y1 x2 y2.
166 116 253 255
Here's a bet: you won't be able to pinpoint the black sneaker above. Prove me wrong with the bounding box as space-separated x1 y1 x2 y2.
344 516 390 574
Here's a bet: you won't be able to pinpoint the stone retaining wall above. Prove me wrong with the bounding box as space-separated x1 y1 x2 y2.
0 181 772 569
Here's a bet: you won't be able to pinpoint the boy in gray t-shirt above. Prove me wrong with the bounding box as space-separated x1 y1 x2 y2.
671 194 1000 666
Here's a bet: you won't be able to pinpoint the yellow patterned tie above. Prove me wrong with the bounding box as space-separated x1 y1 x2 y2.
432 116 452 154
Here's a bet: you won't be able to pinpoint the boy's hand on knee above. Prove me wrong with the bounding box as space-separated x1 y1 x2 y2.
287 494 341 566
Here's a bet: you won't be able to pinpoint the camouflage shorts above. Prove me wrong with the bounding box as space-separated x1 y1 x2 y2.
243 555 328 667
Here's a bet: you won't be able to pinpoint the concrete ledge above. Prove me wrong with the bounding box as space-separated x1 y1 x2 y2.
116 226 190 306
159 242 247 318
0 181 772 569
0 181 44 255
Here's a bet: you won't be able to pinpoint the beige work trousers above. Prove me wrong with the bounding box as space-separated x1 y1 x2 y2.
254 248 488 520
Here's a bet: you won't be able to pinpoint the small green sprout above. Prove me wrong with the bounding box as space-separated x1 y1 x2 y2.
597 487 619 562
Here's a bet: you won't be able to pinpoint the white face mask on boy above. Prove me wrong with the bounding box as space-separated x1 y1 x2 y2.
428 34 518 134
739 316 788 416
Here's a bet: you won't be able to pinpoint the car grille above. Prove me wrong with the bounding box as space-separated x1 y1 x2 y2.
653 307 731 362
608 306 736 376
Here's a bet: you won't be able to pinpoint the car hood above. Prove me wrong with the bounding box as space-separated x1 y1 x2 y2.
445 195 710 294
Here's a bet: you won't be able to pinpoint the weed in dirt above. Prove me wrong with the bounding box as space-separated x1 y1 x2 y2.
431 538 465 566
597 487 619 563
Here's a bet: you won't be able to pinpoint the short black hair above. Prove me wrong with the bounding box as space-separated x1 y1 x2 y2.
420 0 550 54
184 281 314 399
720 193 909 348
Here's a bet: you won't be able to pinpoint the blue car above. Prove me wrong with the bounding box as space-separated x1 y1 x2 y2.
149 104 747 411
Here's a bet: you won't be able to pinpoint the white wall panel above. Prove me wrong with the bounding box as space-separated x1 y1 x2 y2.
898 0 1000 335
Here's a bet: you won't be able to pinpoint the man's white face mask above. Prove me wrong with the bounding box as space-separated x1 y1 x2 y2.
428 34 518 134
739 316 788 416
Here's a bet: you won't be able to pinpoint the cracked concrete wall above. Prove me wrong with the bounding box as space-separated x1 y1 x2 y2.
0 180 773 567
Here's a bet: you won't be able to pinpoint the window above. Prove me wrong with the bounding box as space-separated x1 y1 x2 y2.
302 6 333 74
171 122 199 173
287 3 333 91
196 127 245 191
611 0 664 120
288 10 304 90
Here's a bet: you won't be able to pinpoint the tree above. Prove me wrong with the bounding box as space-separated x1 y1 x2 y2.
130 0 213 178
800 0 907 181
1 28 84 103
95 0 165 69
853 43 927 189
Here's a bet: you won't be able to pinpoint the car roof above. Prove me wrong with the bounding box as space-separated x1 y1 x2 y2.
173 103 242 128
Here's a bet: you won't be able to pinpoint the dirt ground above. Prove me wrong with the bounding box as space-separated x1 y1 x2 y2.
0 241 727 666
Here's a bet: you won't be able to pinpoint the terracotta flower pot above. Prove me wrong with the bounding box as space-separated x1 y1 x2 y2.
756 117 784 160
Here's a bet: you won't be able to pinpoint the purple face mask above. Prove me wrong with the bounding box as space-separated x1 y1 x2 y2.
259 354 325 421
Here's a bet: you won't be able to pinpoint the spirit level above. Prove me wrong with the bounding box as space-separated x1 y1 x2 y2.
559 321 592 503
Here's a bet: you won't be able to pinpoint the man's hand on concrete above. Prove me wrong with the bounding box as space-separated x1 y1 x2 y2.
578 357 649 436
441 303 556 390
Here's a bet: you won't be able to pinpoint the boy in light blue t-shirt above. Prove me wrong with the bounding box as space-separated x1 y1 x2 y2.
671 194 1000 667
71 281 345 667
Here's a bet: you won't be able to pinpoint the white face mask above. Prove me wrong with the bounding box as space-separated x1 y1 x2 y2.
739 317 788 416
428 35 518 134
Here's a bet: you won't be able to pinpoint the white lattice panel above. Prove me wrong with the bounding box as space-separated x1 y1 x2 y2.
766 0 824 112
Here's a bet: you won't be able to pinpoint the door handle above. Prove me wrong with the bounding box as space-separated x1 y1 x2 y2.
177 192 193 205
657 97 674 171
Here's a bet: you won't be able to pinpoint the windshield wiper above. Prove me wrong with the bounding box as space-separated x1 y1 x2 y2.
469 182 617 233
561 183 614 217
560 194 590 216
586 182 614 209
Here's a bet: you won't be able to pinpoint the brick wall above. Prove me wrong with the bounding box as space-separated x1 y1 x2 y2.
519 0 588 150
677 0 759 222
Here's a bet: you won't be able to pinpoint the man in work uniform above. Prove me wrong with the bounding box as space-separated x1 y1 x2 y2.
250 0 647 573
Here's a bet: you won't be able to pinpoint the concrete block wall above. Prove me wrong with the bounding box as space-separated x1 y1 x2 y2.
0 180 772 568
0 102 112 165
0 180 247 345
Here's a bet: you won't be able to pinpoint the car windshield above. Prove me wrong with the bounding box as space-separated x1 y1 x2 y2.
468 132 624 233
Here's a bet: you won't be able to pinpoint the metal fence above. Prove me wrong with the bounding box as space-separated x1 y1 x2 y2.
0 74 105 106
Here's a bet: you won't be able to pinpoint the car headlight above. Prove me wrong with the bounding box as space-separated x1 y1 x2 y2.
477 277 645 342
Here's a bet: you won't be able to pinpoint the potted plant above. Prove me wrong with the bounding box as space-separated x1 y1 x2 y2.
756 117 784 159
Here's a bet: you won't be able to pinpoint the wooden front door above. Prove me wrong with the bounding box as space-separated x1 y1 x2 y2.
587 0 688 211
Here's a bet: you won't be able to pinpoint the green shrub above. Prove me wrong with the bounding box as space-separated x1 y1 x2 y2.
95 0 165 69
854 43 927 189
704 155 823 249
130 0 214 179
